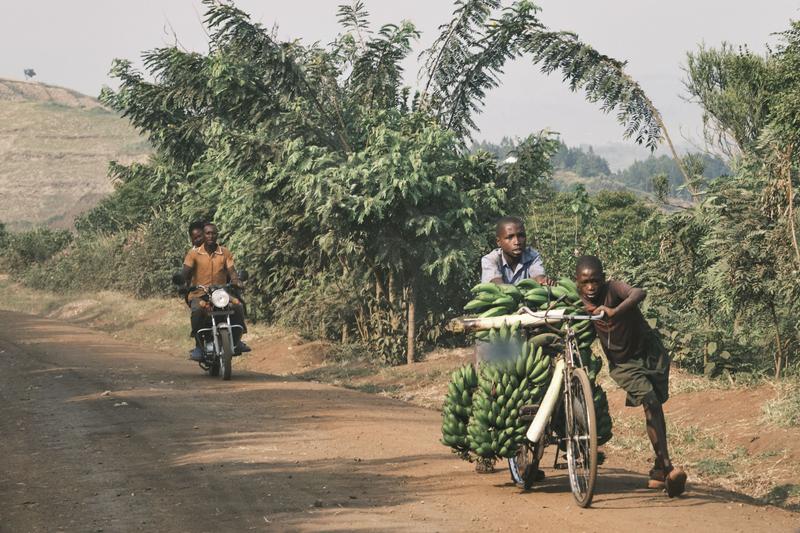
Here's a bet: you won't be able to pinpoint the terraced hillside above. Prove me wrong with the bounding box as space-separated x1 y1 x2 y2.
0 78 149 231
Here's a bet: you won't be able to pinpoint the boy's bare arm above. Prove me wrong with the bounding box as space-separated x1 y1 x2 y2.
596 287 646 318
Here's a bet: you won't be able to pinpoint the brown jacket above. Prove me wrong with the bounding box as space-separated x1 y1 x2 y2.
183 245 239 301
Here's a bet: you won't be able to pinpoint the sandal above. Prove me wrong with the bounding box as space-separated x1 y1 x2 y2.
664 466 687 497
648 468 666 490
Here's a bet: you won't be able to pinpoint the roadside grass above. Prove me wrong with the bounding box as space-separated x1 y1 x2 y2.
604 404 796 507
0 275 269 356
763 484 800 511
762 379 800 428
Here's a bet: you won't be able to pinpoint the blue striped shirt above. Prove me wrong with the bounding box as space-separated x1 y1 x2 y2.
480 247 545 285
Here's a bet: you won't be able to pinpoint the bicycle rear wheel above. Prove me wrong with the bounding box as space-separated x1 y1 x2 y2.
565 367 597 507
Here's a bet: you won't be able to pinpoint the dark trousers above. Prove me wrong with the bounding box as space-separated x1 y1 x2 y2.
190 298 247 345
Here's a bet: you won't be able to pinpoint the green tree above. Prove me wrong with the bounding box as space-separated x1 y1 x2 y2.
83 0 666 364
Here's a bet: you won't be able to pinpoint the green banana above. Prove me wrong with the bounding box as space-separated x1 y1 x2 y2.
464 298 491 311
516 279 541 290
480 306 509 318
498 284 523 299
471 282 501 295
475 291 500 302
491 295 515 306
558 278 578 293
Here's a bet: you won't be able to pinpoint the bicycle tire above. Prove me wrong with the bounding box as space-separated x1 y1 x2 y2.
565 367 597 507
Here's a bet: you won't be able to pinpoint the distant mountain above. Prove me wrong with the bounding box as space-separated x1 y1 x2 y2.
588 141 699 172
472 135 728 203
0 78 149 231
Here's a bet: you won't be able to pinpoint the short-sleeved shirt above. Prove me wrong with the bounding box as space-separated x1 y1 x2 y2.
581 279 652 365
480 247 545 285
183 245 238 300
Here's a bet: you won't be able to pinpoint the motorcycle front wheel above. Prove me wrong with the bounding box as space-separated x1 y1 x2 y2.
220 330 234 381
209 358 220 377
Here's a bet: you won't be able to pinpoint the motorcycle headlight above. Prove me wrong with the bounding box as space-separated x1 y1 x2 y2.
210 289 230 308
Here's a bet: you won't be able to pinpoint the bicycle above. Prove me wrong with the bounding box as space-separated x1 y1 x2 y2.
505 309 603 507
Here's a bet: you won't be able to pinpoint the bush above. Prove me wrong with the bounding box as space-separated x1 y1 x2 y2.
113 213 187 298
4 227 73 273
19 211 186 298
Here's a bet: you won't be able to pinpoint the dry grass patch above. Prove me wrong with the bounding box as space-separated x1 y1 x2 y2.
762 379 800 428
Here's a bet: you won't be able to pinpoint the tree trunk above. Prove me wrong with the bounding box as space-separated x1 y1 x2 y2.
406 281 416 365
784 147 800 268
341 323 348 344
774 332 784 380
387 271 395 305
374 269 386 300
768 302 784 379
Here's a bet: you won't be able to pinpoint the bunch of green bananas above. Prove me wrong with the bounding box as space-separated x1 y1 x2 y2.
464 282 524 318
580 344 603 382
466 334 556 459
440 364 479 458
521 278 581 310
474 316 524 343
453 277 614 457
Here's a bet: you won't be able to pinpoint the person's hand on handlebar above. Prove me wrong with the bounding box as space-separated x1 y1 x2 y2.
582 300 612 319
591 305 614 319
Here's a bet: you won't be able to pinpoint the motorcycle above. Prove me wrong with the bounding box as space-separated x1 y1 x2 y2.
172 270 249 380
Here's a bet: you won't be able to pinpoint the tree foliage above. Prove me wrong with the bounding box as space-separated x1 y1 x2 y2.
9 0 677 364
647 24 800 378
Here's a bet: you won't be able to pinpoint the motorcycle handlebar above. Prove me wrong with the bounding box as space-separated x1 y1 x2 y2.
187 283 243 293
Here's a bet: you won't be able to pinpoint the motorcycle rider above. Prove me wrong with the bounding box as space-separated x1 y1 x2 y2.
181 222 250 360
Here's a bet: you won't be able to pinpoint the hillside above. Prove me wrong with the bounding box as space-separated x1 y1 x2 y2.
0 78 149 231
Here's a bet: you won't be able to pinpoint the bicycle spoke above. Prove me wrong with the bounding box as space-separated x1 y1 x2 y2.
564 368 597 507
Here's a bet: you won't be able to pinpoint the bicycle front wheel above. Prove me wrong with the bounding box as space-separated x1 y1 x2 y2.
565 367 598 507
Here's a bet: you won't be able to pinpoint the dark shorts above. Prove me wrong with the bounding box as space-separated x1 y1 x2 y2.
608 332 670 408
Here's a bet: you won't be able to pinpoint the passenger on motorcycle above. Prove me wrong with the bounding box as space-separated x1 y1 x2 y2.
181 222 250 360
188 219 206 249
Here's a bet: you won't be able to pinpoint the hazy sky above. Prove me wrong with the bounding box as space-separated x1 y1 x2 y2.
2 1 799 147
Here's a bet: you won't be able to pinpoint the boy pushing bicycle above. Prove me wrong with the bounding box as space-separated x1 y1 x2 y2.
575 255 687 497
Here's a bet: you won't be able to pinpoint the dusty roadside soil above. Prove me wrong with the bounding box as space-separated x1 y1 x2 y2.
1 311 797 532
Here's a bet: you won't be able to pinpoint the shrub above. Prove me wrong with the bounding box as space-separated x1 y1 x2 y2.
4 227 73 273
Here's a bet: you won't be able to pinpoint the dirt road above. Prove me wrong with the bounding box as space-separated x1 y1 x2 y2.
1 311 797 532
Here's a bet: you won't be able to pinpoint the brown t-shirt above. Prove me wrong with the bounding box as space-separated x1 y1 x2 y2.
183 245 239 300
581 280 651 365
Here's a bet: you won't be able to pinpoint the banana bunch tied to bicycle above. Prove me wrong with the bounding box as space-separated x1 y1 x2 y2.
441 278 613 463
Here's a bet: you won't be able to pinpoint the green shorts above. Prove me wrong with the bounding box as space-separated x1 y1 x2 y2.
608 332 670 408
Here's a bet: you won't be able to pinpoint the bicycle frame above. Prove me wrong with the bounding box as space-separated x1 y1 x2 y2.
525 313 600 444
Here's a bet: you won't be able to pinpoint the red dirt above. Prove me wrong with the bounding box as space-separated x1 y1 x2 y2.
2 310 797 532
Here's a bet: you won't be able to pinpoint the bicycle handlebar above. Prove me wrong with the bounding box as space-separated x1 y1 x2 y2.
448 309 604 333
